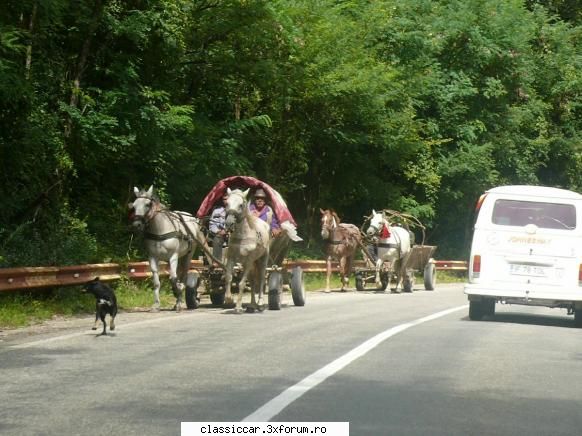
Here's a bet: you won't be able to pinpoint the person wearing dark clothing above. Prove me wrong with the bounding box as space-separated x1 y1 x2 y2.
209 193 228 264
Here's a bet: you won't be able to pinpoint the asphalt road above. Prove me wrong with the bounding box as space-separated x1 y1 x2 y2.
1 283 581 436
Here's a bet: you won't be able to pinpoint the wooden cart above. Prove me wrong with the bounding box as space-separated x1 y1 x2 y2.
355 244 437 292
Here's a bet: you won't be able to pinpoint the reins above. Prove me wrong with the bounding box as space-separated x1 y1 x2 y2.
133 195 226 268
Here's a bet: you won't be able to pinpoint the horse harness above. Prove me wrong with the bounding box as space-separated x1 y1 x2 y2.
142 208 197 251
324 227 358 246
370 219 402 254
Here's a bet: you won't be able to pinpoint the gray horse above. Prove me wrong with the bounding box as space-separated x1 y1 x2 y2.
223 188 271 313
129 186 205 312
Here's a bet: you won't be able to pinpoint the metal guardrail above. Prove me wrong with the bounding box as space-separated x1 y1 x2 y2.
0 259 467 292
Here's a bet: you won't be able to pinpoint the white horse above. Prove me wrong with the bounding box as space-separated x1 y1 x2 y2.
223 188 271 313
365 209 412 292
129 186 205 312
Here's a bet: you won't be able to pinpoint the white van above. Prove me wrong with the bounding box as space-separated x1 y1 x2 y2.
464 185 582 327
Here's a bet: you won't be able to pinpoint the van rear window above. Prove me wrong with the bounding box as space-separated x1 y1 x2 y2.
492 199 576 230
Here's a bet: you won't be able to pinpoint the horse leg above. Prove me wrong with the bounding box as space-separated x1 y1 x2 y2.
345 255 355 290
392 259 402 293
325 256 332 292
247 266 260 312
375 258 383 289
248 268 257 310
168 254 183 312
177 252 193 306
236 266 251 313
224 258 235 306
255 253 269 310
149 257 161 312
339 256 347 292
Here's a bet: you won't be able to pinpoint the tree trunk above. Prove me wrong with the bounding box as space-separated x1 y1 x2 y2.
64 0 105 138
25 2 37 79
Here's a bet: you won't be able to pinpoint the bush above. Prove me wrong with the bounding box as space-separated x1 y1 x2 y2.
0 205 100 267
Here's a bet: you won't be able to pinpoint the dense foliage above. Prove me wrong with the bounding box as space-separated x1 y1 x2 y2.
1 0 580 266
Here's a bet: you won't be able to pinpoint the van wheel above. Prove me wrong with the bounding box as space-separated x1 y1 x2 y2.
575 308 582 328
469 300 485 321
484 298 496 317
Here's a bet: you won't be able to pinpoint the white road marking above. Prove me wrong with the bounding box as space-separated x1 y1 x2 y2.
6 312 201 350
243 305 468 422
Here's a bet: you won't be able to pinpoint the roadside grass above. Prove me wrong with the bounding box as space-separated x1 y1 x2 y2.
0 277 175 330
304 270 467 291
0 270 467 330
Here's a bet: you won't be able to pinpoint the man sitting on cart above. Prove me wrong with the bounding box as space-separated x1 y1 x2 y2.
208 192 229 265
250 188 282 238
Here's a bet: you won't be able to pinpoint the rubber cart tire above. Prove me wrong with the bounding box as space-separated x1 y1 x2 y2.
355 272 366 292
185 272 200 310
423 262 436 291
268 271 283 310
290 266 306 306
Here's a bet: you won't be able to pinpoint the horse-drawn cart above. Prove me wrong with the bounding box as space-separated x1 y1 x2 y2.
354 210 437 293
187 176 306 311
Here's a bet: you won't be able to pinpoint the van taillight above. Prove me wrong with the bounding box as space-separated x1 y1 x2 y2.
472 255 481 278
579 264 582 286
475 194 487 214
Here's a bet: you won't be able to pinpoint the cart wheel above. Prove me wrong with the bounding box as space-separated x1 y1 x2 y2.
185 272 200 310
290 266 306 306
268 271 283 310
355 272 366 292
210 291 225 306
423 262 436 291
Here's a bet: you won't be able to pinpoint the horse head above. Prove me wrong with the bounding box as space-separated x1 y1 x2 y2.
366 209 386 237
128 185 158 232
320 209 339 240
225 187 249 231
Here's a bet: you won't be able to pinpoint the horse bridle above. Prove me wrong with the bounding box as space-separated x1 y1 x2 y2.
131 196 189 242
369 215 401 250
225 191 246 226
367 222 382 236
321 213 344 245
130 195 158 228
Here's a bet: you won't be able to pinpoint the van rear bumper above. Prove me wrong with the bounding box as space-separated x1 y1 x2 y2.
465 283 582 307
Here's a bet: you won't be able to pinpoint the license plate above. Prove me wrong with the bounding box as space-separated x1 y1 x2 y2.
509 264 548 277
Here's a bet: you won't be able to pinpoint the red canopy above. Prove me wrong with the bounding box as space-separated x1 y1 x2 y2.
196 176 297 227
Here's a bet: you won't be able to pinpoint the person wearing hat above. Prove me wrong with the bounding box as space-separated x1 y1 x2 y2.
250 188 281 237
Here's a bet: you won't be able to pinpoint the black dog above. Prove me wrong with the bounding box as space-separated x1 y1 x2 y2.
82 277 118 336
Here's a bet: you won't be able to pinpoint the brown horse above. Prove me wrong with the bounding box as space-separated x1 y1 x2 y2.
320 209 362 292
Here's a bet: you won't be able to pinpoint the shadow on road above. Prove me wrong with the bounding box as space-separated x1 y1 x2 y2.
464 312 576 329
